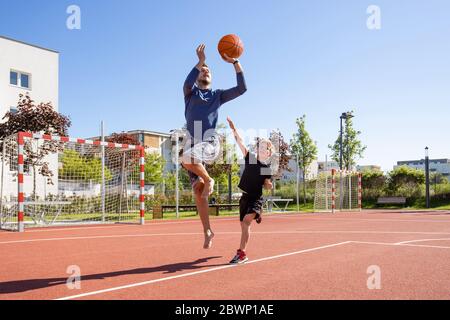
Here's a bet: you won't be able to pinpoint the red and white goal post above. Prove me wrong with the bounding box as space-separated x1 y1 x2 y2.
0 132 145 232
314 169 362 213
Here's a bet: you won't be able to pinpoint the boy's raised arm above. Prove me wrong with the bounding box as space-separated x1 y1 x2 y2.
227 117 248 157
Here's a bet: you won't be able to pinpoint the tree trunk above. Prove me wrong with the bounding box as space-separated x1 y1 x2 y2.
33 165 37 201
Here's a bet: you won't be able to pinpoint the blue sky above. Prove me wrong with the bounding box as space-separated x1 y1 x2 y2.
1 0 449 171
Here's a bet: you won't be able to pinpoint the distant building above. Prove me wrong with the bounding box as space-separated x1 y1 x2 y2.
90 130 174 173
127 130 173 172
280 159 318 182
395 159 450 179
317 160 340 173
357 165 382 172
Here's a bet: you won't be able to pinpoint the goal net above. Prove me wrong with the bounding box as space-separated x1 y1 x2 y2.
314 169 361 213
0 132 145 232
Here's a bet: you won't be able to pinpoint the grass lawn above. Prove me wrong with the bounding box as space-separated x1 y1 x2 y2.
154 202 315 220
15 199 450 226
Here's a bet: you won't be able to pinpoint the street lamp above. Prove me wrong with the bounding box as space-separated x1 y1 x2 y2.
425 147 430 209
339 112 354 210
170 130 181 218
339 112 354 171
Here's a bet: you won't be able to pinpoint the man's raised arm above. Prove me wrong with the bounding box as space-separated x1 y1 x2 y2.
183 44 206 97
220 54 247 104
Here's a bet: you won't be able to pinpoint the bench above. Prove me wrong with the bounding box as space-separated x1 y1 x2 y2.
152 204 240 218
208 204 240 216
377 197 407 206
264 198 294 212
153 205 199 218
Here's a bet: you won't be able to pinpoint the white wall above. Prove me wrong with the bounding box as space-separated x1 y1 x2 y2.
0 36 59 199
0 36 59 116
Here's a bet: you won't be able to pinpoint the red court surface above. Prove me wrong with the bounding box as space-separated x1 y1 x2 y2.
1 209 450 300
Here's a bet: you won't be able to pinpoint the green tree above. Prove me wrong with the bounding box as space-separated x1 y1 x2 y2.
328 111 366 170
290 115 318 204
163 169 190 192
0 94 71 198
59 149 112 183
361 169 386 200
387 166 425 197
431 172 448 195
268 129 291 179
144 153 165 184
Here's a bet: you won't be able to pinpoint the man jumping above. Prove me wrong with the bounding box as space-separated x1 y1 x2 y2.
181 44 247 249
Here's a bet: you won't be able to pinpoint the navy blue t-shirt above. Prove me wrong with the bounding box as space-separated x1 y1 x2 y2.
183 67 247 140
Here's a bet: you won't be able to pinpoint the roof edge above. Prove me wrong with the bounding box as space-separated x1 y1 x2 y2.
0 35 59 54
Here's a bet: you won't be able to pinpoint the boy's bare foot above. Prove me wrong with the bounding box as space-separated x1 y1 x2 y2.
203 230 215 249
202 178 215 198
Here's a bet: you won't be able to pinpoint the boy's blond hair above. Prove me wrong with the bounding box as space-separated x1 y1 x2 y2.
256 137 274 155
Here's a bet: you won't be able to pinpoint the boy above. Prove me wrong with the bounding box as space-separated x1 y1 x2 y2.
227 117 273 264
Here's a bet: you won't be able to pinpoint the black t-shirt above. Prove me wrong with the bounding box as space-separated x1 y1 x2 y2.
238 152 272 198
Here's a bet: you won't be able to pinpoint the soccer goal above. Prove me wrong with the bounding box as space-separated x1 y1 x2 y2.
0 132 145 232
314 169 362 213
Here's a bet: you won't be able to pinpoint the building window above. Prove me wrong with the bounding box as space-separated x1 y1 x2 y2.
20 73 30 89
10 71 18 85
10 70 31 89
10 106 18 114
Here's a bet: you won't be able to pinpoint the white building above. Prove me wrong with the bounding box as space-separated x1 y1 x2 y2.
280 159 318 182
317 160 340 173
0 36 59 118
90 130 174 173
127 130 174 172
0 35 59 199
395 159 450 180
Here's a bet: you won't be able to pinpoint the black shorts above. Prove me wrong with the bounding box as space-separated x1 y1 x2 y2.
239 194 264 222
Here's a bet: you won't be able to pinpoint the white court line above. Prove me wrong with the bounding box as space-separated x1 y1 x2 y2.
1 214 302 235
2 217 239 234
0 217 244 235
395 238 450 245
55 241 351 300
0 232 210 245
349 241 450 249
2 213 450 236
4 230 450 245
270 215 450 224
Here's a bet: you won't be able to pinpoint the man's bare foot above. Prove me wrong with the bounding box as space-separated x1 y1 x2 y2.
203 230 215 249
202 178 215 198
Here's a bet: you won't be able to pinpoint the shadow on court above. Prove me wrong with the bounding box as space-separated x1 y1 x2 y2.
0 256 224 294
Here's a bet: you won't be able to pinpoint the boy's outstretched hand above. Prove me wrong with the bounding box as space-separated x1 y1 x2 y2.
227 117 236 131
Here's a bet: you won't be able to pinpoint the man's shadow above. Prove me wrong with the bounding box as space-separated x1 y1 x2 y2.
0 256 225 295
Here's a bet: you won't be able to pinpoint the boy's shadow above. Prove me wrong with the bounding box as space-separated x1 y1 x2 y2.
0 256 225 294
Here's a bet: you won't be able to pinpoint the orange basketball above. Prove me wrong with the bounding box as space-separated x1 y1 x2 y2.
218 34 244 59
